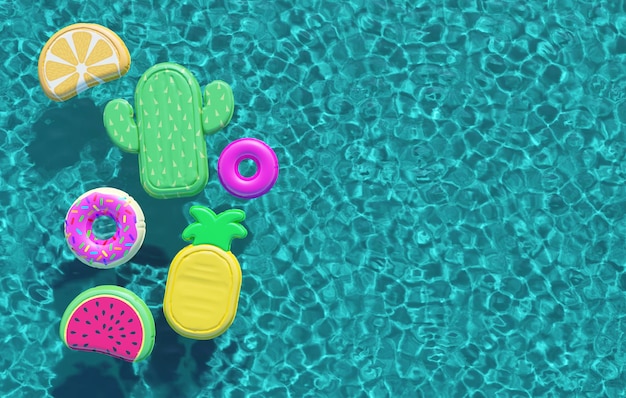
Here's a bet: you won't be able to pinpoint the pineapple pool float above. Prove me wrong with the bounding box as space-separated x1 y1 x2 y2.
163 206 247 340
103 62 235 199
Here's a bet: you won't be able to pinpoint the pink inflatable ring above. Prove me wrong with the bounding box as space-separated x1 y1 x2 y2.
218 138 279 199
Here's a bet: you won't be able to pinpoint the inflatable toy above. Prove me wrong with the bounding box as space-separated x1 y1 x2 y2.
163 206 247 340
60 285 155 362
64 187 145 268
38 23 130 102
104 62 234 199
217 138 279 199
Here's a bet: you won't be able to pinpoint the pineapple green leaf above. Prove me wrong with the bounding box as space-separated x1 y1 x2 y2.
216 210 246 224
182 206 248 251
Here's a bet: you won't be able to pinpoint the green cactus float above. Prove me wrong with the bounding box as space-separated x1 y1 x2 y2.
103 62 234 199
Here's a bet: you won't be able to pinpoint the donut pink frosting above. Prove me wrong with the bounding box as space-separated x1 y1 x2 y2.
218 138 279 199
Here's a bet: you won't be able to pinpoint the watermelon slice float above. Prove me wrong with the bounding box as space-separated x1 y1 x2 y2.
60 285 156 362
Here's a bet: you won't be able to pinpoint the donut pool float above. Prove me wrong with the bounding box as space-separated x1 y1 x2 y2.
64 187 146 268
217 138 279 199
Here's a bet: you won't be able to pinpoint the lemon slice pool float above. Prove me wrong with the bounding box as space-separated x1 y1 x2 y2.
38 23 131 101
163 206 247 340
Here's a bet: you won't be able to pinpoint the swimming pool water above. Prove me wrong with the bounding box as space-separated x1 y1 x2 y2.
2 0 626 396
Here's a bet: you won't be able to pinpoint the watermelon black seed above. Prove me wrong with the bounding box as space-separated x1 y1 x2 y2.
108 326 113 331
83 343 89 347
95 330 101 334
110 315 114 321
121 334 126 338
120 310 125 316
82 334 88 337
116 341 121 345
115 320 120 325
74 317 80 322
109 303 113 309
72 344 78 347
130 331 135 335
132 342 138 346
102 310 105 316
126 350 131 355
86 320 91 325
83 307 88 312
70 331 76 334
96 301 99 307
108 336 113 339
95 315 99 321
113 346 117 352
102 324 107 330
128 319 133 323
119 327 125 331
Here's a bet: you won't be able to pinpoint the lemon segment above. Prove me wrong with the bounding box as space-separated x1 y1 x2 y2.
38 23 131 102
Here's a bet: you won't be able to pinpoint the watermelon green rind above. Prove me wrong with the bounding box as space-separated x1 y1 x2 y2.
59 285 156 362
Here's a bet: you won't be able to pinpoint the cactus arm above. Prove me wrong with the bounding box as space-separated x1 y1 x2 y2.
201 80 235 135
104 99 140 153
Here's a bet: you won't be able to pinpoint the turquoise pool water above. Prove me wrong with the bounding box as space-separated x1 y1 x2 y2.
2 0 626 396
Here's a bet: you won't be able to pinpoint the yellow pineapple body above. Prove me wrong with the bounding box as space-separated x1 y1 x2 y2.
163 244 242 340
